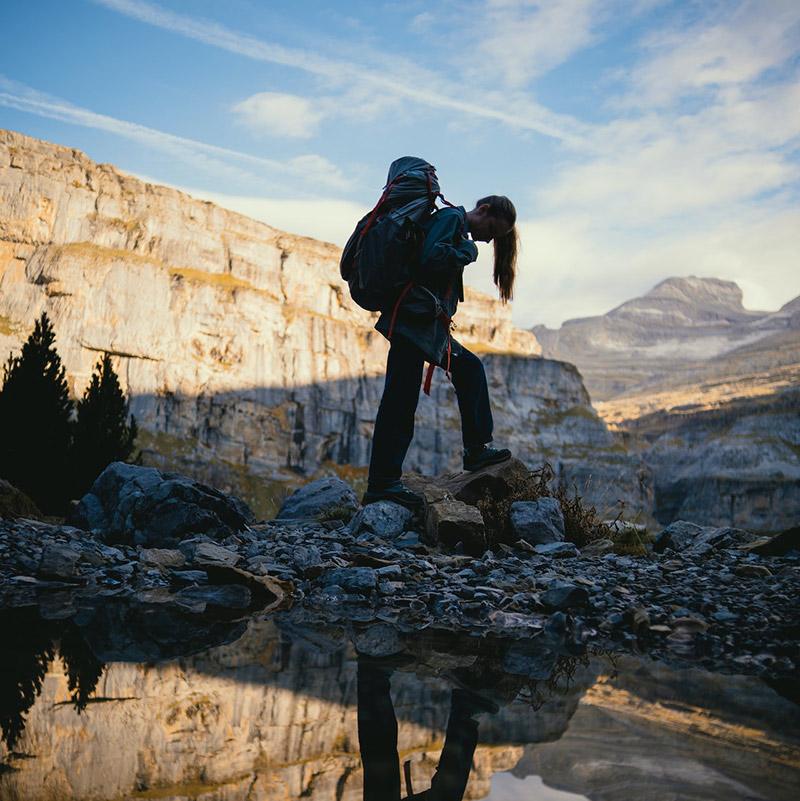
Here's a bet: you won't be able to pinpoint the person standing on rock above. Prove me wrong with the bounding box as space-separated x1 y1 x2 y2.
364 196 518 508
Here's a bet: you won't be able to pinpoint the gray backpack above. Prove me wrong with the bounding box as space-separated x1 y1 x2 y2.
340 156 450 312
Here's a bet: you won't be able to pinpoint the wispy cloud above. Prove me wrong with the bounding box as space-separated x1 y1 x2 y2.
624 0 800 108
91 0 589 145
0 76 351 190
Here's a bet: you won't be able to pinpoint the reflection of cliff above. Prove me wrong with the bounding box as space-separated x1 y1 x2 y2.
3 613 798 801
0 129 649 520
0 618 577 801
514 657 800 801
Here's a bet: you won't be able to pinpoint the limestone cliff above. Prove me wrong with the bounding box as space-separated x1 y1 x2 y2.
0 129 648 520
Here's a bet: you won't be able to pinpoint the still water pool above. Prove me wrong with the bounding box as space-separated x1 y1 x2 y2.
1 600 798 800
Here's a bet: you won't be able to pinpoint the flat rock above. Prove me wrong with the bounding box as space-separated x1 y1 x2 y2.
140 548 185 568
276 477 360 520
352 623 405 657
535 542 580 559
437 458 532 507
192 542 242 568
510 498 565 545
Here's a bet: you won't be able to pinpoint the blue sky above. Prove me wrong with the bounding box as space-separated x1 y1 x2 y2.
1 0 799 327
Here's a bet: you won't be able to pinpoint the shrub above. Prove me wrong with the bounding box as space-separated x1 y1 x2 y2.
476 462 618 550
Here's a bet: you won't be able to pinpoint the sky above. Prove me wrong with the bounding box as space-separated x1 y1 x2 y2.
1 0 799 328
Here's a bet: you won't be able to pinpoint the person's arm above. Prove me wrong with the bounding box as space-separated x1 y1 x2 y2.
420 208 478 275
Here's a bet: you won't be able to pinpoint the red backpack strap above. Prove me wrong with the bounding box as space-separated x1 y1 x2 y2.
360 180 397 239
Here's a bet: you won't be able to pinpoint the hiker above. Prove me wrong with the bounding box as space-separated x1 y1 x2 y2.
363 195 518 508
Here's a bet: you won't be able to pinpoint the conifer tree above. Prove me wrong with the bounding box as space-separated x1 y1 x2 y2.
0 312 73 513
72 353 138 498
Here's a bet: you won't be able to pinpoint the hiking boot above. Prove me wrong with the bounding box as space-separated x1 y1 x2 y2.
362 481 424 509
463 444 512 472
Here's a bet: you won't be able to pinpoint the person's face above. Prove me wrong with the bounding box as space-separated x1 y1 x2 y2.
469 204 512 243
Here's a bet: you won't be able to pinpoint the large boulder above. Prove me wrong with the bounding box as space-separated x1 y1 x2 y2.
276 476 360 520
69 462 255 548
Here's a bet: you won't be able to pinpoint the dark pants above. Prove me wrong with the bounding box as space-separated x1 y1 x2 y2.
357 659 482 801
368 335 493 486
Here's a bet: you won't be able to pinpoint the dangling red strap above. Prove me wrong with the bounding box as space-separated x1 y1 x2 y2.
444 272 455 301
387 280 415 340
423 362 436 396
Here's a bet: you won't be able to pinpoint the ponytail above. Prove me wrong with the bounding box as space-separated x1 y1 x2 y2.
476 195 517 303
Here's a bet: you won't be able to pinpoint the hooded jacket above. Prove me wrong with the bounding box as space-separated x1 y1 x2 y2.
375 206 478 365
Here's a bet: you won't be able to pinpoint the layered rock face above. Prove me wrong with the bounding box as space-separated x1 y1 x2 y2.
0 130 647 519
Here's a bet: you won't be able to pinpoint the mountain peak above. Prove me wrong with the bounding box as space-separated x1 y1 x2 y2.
644 276 744 308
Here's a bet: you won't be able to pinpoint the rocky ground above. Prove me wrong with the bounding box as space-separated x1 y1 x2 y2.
1 462 798 696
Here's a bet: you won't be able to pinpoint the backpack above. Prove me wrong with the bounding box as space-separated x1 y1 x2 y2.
340 156 446 312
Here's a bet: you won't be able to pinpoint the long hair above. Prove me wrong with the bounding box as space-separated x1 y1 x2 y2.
476 195 517 303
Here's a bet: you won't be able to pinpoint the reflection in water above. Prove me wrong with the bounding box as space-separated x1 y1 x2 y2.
0 602 798 800
358 653 524 801
487 773 588 800
0 608 104 750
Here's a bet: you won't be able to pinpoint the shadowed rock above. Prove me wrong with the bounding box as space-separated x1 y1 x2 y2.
424 486 485 555
69 462 255 548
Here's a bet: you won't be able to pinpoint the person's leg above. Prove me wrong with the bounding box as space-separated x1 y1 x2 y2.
449 347 511 471
448 346 493 451
427 689 486 801
368 335 426 487
357 657 401 801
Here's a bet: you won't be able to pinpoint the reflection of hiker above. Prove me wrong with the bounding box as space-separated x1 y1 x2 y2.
364 196 519 508
357 655 501 801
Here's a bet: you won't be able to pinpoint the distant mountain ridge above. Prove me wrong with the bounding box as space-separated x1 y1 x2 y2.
533 276 799 402
532 276 800 531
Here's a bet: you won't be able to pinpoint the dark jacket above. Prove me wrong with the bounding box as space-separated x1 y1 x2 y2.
375 206 478 365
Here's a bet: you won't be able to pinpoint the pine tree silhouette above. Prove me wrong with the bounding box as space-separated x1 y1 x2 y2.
0 312 73 513
72 353 138 498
